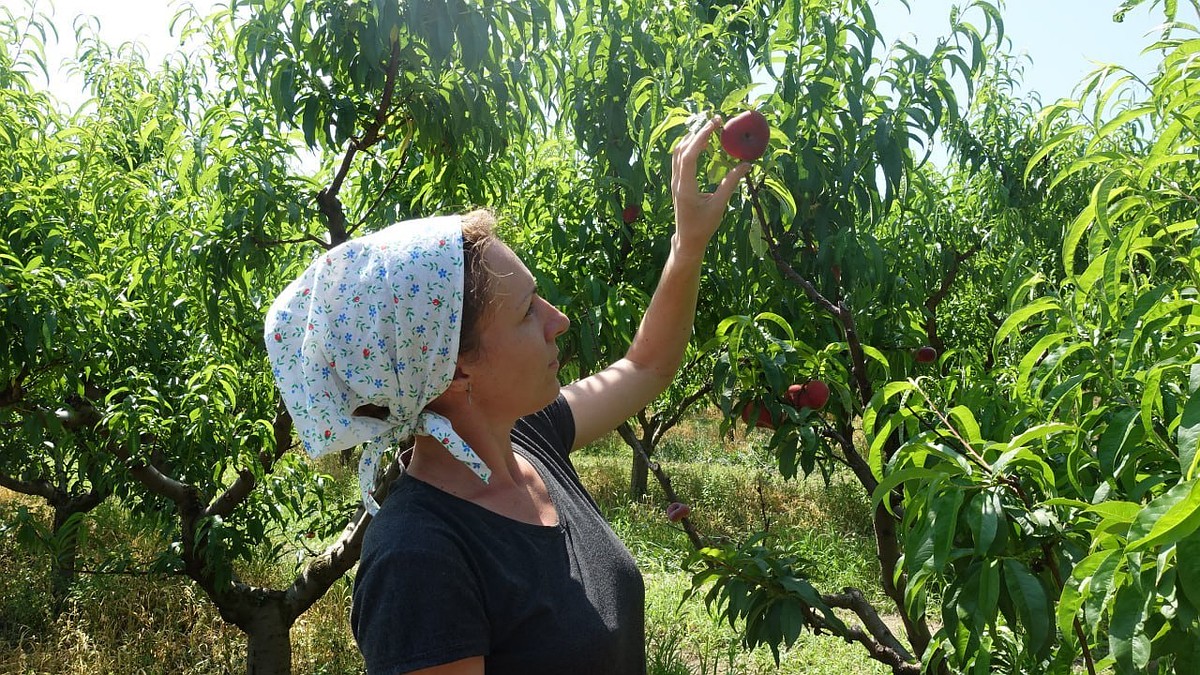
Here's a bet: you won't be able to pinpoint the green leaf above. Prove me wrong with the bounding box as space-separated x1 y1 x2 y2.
1062 202 1095 276
977 558 1001 629
1024 125 1084 182
1082 548 1123 632
930 486 964 570
1057 549 1117 641
994 297 1061 348
1002 559 1051 654
1016 331 1070 395
1127 479 1200 552
1006 422 1076 451
863 381 918 443
1091 169 1126 240
948 405 981 445
1089 104 1153 152
752 312 795 341
870 467 945 511
1128 479 1198 545
1109 583 1151 672
780 600 805 647
1098 408 1141 479
864 381 920 479
859 344 890 371
866 414 898 483
1179 388 1200 480
966 490 1002 555
760 176 797 226
778 576 847 633
1084 500 1142 524
648 108 692 150
1141 365 1169 436
992 446 1056 490
1177 530 1200 610
1174 635 1200 675
302 96 319 148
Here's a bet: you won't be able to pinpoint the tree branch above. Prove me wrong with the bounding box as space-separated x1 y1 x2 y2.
318 39 404 248
813 414 878 494
124 453 196 506
205 469 255 520
0 472 57 500
251 233 328 248
746 176 874 407
650 380 713 448
208 404 294 519
743 174 934 663
703 550 921 673
6 403 101 433
621 422 704 549
286 445 408 617
822 587 915 665
348 129 414 239
923 242 980 350
906 395 991 473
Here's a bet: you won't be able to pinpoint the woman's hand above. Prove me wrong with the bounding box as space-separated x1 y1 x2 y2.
670 116 752 255
563 116 754 450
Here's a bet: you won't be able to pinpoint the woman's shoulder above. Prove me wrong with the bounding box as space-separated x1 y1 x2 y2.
365 476 470 549
513 394 575 458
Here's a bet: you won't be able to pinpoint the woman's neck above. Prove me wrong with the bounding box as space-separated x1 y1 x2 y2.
407 413 518 493
405 423 558 526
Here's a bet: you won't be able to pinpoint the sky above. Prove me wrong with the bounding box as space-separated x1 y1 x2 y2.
0 0 1173 110
871 0 1167 106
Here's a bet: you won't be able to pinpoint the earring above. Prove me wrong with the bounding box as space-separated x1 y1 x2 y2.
467 382 473 405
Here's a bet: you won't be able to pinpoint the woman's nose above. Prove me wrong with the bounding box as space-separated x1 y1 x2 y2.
547 303 569 339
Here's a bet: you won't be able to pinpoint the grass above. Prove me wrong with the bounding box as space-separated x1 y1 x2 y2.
0 408 892 674
575 409 890 675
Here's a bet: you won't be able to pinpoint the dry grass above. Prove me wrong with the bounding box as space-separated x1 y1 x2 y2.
0 489 361 674
0 406 889 675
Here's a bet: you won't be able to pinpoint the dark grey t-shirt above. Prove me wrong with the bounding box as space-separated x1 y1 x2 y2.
351 396 646 674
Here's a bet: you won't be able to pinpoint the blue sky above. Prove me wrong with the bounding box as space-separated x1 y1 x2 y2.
2 0 1176 108
872 0 1168 105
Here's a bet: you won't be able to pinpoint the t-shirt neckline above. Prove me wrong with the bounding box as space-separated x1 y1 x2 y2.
401 444 565 533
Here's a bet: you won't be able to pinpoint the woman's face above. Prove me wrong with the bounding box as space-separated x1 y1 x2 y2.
461 242 569 420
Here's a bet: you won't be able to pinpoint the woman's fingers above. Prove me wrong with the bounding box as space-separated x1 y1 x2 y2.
673 115 750 206
712 162 751 204
673 117 718 181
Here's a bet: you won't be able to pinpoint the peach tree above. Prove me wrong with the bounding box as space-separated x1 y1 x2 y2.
688 2 1200 674
875 11 1200 672
0 0 568 672
504 0 782 506
503 1 1049 671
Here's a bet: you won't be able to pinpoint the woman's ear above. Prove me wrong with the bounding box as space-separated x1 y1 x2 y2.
443 362 472 394
427 363 471 413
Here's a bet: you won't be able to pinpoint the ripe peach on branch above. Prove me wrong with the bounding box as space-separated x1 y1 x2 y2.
666 502 692 522
787 380 830 410
720 109 770 162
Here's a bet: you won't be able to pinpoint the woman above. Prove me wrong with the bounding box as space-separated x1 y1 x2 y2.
265 118 749 673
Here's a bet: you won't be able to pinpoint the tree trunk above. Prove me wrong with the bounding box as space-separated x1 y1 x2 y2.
631 449 649 500
48 490 104 603
244 607 294 675
617 422 652 501
50 506 78 602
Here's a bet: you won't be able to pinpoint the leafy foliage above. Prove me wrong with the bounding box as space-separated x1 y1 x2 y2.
684 533 844 664
4 0 1200 673
859 10 1200 674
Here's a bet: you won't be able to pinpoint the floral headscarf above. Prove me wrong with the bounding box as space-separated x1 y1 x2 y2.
264 215 491 514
